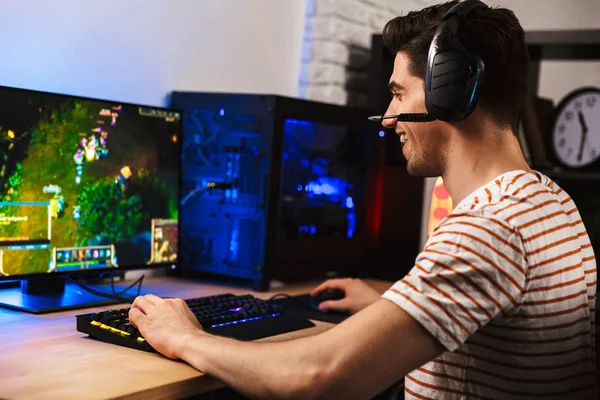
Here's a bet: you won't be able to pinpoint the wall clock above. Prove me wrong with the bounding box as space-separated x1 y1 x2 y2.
550 87 600 171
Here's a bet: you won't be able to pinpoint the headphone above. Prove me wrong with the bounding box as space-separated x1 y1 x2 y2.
369 0 488 123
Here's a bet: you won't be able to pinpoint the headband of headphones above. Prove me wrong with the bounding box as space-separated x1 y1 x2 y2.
425 0 488 121
369 0 489 124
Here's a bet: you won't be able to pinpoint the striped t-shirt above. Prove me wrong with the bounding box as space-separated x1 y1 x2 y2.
383 169 597 399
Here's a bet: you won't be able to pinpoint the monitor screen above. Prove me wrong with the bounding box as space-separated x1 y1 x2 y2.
0 86 181 279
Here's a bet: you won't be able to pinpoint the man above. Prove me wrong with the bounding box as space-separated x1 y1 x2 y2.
129 1 597 398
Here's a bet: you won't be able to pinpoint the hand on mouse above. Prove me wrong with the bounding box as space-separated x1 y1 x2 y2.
310 278 382 315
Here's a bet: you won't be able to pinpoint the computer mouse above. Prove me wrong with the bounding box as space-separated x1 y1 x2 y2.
309 289 345 311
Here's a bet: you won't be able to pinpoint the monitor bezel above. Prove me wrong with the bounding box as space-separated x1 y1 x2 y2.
0 84 182 282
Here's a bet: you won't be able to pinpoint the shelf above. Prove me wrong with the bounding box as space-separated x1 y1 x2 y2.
526 29 600 102
526 29 600 62
525 29 600 45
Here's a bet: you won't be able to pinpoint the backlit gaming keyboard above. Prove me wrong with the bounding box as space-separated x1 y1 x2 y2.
76 293 315 352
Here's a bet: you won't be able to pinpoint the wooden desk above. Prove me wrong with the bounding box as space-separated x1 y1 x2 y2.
0 277 334 400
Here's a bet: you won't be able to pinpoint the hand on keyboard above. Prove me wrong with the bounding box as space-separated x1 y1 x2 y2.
76 293 311 353
129 294 204 359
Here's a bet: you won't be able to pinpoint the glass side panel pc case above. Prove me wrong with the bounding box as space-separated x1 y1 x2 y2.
170 92 384 291
0 85 181 282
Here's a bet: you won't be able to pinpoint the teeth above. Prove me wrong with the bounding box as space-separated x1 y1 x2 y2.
400 133 407 143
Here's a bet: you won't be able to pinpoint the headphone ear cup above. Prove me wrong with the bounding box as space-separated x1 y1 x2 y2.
425 44 484 121
430 51 472 106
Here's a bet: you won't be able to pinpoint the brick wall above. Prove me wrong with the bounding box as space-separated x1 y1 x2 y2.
299 0 434 107
298 0 600 108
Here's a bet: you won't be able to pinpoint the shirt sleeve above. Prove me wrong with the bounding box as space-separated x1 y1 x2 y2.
382 210 527 352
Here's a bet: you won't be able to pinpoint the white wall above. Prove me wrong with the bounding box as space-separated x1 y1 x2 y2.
0 0 307 107
0 0 307 280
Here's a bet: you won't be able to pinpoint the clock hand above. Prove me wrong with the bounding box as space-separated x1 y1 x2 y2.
578 111 589 133
577 111 588 162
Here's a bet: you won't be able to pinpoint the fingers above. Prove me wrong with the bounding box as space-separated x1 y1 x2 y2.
131 295 155 314
318 299 349 313
143 294 162 304
128 307 146 329
310 279 347 297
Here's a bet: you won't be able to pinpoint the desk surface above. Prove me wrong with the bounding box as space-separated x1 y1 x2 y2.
0 276 333 400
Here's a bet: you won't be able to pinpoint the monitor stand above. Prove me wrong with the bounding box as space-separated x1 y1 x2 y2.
0 277 135 314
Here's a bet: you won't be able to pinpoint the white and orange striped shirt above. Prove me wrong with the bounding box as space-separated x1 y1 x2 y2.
383 170 596 399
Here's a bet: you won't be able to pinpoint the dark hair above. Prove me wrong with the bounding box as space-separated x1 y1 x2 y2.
382 1 529 133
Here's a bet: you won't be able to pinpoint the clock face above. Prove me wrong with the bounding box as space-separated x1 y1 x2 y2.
552 88 600 168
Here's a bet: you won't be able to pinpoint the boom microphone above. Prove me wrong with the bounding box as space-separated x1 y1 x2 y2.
368 113 436 123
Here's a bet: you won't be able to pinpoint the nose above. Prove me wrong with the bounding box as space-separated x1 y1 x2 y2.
381 102 396 129
381 116 396 129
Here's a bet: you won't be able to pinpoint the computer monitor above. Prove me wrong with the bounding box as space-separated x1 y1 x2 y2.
0 85 181 313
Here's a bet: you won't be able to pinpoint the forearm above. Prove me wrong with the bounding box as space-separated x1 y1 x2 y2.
175 300 443 400
177 331 330 399
367 279 395 294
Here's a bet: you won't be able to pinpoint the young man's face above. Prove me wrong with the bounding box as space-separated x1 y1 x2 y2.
382 52 449 177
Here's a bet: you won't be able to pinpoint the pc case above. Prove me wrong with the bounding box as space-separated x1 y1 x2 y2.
170 92 385 290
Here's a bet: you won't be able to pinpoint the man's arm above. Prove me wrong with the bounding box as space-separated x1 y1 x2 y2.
367 278 395 293
174 298 444 400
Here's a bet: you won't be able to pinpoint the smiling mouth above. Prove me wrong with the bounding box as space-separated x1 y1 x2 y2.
399 133 408 143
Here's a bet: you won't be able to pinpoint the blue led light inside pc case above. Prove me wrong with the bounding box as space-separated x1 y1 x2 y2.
281 119 357 239
176 93 369 286
179 106 266 280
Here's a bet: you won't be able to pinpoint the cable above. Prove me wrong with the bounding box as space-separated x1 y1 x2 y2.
267 293 294 302
180 185 208 206
110 271 144 299
67 276 132 303
80 272 105 284
66 271 145 304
